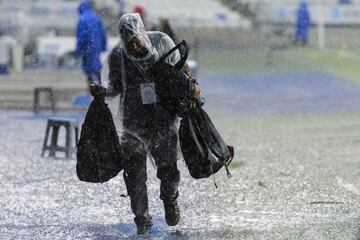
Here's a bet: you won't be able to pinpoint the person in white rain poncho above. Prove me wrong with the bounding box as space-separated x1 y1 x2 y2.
90 13 200 234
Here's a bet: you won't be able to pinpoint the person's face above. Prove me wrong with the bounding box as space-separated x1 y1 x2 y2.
126 37 148 58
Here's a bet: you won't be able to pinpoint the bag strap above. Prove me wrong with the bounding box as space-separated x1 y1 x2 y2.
157 40 188 69
194 106 227 160
192 111 233 179
191 103 234 178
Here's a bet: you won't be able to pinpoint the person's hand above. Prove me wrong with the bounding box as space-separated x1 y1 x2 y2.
193 84 201 99
89 84 106 97
191 79 201 99
182 62 191 76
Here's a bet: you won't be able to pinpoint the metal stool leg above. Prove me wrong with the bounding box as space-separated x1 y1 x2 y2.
74 126 79 146
41 118 79 159
50 126 60 157
49 89 56 114
33 89 40 114
65 126 73 158
41 121 51 157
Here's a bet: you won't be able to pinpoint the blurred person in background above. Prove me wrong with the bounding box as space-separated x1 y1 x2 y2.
159 18 178 44
75 0 107 85
133 4 158 31
294 0 311 46
157 18 195 76
90 13 200 235
132 5 178 44
0 32 11 75
133 5 178 45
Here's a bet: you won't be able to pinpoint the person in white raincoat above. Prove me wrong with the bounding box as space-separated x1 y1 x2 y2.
90 13 200 234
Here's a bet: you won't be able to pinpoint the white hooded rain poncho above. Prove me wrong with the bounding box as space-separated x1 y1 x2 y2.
101 13 181 147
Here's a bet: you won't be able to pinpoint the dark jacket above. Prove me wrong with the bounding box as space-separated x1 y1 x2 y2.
76 1 107 74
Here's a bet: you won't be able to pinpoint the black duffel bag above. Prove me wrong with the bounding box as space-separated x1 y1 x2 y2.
76 97 123 183
179 100 234 179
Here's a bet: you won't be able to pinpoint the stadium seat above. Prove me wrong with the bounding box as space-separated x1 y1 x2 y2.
124 0 250 28
42 117 79 158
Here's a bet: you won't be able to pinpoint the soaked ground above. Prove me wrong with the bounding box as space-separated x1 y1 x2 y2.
1 70 360 239
1 109 360 240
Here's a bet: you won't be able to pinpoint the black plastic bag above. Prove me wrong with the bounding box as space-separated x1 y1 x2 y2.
76 97 123 183
179 101 234 179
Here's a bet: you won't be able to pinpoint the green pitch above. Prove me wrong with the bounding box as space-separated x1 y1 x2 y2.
197 47 360 85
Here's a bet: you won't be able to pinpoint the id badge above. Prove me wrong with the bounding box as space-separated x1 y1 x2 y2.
140 82 157 104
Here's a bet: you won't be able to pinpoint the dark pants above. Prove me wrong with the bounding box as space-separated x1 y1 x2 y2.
121 125 180 222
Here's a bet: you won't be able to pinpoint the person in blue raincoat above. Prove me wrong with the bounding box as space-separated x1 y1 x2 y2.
75 0 107 84
294 0 311 46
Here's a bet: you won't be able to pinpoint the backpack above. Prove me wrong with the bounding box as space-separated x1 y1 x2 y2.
179 100 234 179
76 97 123 183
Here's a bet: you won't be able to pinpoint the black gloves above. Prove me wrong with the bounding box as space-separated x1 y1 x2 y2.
89 84 106 98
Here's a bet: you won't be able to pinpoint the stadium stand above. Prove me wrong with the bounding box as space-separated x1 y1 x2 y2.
222 0 360 25
123 0 251 28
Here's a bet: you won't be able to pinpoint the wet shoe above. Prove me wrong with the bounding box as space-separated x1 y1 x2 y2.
135 216 153 235
164 200 180 226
